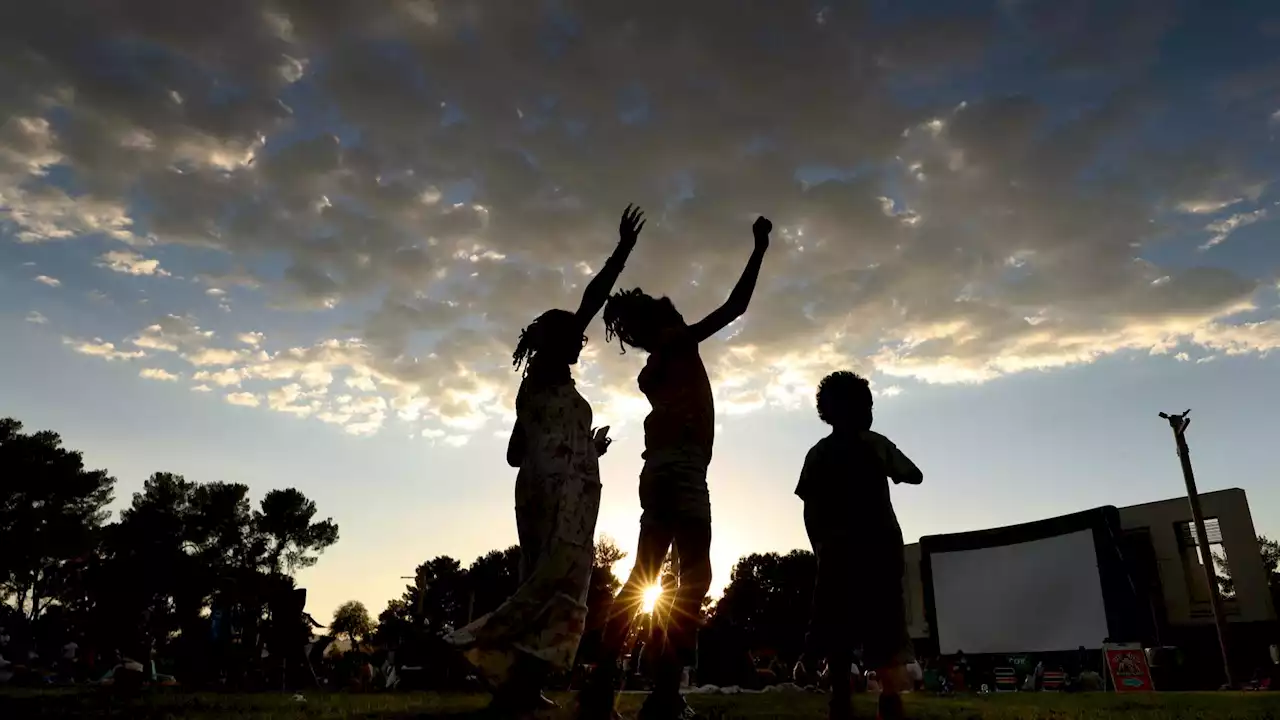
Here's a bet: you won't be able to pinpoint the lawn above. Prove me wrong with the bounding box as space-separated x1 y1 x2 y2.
1 689 1278 719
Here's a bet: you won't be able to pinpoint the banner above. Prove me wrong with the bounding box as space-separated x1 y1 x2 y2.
1103 642 1155 692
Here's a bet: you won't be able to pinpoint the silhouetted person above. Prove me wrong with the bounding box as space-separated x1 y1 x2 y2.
795 371 922 720
579 216 773 720
444 205 645 716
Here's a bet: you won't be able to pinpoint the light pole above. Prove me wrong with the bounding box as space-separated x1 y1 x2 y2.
1158 409 1234 688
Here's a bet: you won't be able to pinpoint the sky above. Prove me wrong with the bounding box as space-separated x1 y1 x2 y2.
2 0 1279 625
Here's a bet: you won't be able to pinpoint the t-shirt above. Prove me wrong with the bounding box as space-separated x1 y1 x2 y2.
639 336 715 466
796 430 916 547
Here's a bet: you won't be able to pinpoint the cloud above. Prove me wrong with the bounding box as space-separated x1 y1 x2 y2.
6 1 1280 439
225 392 261 408
140 367 180 381
1201 208 1269 250
33 275 61 287
97 249 171 276
63 338 146 361
25 311 48 324
192 368 243 387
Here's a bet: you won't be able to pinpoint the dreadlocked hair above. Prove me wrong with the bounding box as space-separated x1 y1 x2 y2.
512 326 538 375
512 309 575 376
602 288 652 354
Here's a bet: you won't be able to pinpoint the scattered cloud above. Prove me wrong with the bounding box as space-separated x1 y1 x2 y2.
4 1 1279 439
225 392 261 408
63 338 146 361
33 275 61 287
25 311 48 324
192 368 244 387
1201 208 1269 250
97 249 171 277
140 367 180 382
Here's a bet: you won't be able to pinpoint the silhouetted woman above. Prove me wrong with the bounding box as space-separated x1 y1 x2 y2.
445 206 645 717
579 216 772 720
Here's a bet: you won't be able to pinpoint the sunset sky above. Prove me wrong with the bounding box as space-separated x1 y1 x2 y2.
3 0 1279 624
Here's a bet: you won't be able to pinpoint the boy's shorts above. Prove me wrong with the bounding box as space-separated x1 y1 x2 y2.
805 537 915 670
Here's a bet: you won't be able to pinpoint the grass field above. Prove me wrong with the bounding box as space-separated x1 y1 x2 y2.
1 689 1278 719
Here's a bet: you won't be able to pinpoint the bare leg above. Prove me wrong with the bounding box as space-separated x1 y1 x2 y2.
646 520 711 710
802 539 858 720
577 521 674 720
875 663 910 720
827 650 854 720
864 549 913 720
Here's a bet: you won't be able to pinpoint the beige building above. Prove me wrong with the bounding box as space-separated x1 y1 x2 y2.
903 488 1276 642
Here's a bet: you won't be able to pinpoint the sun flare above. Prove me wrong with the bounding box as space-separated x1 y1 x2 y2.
641 584 663 614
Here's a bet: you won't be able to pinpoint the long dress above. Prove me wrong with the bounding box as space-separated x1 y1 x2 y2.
444 380 602 686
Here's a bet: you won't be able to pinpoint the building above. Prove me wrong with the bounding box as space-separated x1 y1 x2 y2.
902 488 1276 675
1115 488 1274 628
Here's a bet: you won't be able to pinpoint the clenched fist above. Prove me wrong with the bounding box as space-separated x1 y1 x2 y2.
753 216 772 250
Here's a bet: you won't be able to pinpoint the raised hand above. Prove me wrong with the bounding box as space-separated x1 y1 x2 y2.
620 204 646 248
592 426 612 457
753 215 772 251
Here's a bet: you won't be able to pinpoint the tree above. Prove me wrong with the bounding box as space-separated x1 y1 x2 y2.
396 555 469 632
255 488 340 575
712 550 816 658
587 535 626 623
1214 535 1279 600
331 600 374 647
80 472 339 670
0 419 115 621
373 598 415 648
465 546 521 620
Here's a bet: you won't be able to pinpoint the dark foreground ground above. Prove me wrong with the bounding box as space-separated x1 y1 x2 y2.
2 689 1278 719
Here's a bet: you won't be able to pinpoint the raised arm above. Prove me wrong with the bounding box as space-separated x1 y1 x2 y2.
573 205 645 331
687 216 771 343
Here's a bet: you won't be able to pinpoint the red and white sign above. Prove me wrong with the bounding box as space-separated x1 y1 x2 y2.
1103 643 1155 693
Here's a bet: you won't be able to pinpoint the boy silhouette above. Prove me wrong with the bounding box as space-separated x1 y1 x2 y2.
795 371 922 720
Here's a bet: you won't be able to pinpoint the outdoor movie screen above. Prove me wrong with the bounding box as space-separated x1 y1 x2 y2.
929 528 1110 655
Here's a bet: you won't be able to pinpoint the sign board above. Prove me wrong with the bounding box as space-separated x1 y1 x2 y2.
1103 643 1155 692
993 667 1017 692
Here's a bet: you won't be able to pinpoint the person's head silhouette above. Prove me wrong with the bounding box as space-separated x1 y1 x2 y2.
816 370 873 432
602 288 686 353
512 309 588 375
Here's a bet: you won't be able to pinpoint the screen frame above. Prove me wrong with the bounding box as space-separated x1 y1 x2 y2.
920 506 1142 656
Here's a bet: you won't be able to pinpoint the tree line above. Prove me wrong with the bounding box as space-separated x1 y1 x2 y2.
6 413 1277 687
1 416 339 679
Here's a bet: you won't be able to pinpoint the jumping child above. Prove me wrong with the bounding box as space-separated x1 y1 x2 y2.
577 216 773 720
795 371 923 720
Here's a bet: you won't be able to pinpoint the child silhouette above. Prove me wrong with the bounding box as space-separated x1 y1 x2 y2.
795 371 922 720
